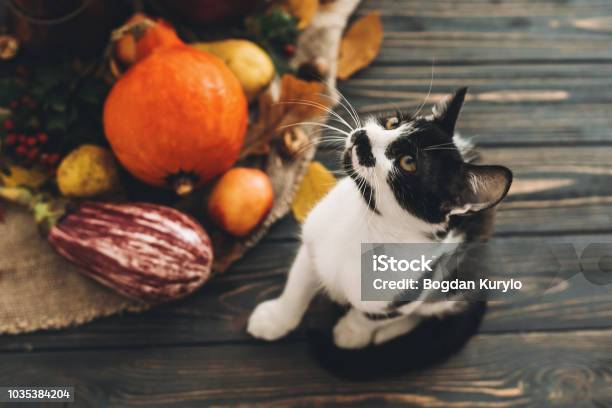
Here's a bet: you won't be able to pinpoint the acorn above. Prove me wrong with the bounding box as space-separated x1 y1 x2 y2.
280 127 310 158
0 35 19 60
297 57 330 81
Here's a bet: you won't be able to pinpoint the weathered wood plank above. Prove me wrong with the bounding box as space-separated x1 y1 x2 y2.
362 0 612 19
336 64 612 145
4 140 612 351
347 145 612 231
2 233 612 352
2 330 611 407
282 146 612 235
355 0 612 63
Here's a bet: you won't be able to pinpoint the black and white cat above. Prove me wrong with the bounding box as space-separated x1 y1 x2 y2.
247 88 512 349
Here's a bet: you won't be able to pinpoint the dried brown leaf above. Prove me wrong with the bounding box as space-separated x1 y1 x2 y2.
240 75 331 159
337 11 383 80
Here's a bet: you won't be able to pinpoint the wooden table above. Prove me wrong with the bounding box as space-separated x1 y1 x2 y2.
2 0 612 406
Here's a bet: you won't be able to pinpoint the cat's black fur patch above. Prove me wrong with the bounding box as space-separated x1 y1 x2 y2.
308 301 487 380
385 122 468 224
343 149 380 214
352 129 376 167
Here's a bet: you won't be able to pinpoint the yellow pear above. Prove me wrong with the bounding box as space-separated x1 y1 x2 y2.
193 39 275 102
56 145 120 197
0 165 48 188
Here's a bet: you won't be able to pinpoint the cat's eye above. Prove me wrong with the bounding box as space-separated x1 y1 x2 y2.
399 155 416 172
385 116 400 130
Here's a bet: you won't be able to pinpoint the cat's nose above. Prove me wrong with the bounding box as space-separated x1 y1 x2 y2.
351 129 376 167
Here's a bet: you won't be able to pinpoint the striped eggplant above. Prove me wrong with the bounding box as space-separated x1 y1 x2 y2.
47 201 213 302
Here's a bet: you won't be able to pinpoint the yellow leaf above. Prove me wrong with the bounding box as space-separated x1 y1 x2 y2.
292 161 336 223
0 165 48 189
337 11 383 80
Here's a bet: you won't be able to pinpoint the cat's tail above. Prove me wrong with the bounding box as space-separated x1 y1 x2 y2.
307 301 486 380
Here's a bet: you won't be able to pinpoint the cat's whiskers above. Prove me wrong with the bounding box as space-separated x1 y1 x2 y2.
413 58 435 118
284 124 348 157
279 122 351 138
368 167 382 227
318 91 361 129
334 87 362 128
277 100 354 132
422 147 459 152
291 137 347 157
423 142 456 149
358 170 374 226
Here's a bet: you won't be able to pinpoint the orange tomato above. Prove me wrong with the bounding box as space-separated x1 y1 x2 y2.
208 168 274 236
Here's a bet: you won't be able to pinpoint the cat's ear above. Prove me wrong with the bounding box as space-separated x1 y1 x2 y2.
432 87 468 135
450 164 513 215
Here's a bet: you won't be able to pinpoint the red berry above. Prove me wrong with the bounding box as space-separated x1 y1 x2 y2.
27 148 39 160
18 134 26 144
26 136 37 146
3 119 14 130
48 153 60 164
37 133 48 143
9 100 19 110
16 145 27 156
6 133 17 145
284 43 296 56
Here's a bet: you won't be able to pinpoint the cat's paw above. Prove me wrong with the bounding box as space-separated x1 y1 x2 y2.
372 317 420 345
247 299 298 341
333 315 373 349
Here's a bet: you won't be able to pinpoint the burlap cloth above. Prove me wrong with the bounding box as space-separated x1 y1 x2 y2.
0 0 360 335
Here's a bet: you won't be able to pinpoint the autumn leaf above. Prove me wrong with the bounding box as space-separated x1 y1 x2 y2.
0 165 48 189
240 74 331 158
291 161 336 222
337 12 383 80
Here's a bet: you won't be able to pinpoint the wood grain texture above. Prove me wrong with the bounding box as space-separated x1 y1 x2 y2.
3 141 612 351
2 0 612 405
338 64 612 145
277 146 612 235
355 0 612 63
2 330 612 407
2 234 612 352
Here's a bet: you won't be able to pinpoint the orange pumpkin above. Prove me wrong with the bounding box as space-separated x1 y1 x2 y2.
103 46 248 194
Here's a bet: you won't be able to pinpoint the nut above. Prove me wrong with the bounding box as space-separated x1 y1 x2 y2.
0 35 19 60
281 127 310 158
297 57 330 81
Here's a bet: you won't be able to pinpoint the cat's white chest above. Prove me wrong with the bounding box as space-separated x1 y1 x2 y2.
302 178 432 313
